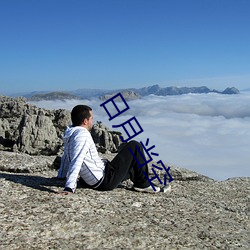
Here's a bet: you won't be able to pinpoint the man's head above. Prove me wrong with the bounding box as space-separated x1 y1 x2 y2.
71 105 93 131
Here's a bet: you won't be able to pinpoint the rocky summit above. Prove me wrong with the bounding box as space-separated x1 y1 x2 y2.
0 96 249 249
0 96 121 155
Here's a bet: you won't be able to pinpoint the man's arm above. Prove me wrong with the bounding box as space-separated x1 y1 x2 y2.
64 131 90 193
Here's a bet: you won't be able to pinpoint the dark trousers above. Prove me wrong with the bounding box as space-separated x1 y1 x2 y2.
97 140 150 191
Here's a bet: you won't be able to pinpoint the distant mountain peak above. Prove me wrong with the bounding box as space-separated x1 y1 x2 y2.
132 85 240 96
99 90 140 101
222 87 240 94
28 91 81 101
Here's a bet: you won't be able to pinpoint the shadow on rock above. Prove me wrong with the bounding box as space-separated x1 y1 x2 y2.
0 172 65 193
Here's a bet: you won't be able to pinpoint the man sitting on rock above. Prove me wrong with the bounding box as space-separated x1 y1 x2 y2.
57 104 162 193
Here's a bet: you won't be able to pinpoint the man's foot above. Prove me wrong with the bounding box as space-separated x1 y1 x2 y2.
133 184 171 193
133 184 161 193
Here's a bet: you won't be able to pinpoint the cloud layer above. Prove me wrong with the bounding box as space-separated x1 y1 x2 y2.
30 92 250 180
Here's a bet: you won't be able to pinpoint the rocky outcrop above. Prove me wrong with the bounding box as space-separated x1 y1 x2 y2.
0 96 123 155
0 96 68 155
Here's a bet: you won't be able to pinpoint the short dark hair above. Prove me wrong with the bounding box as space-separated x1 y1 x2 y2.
71 105 92 126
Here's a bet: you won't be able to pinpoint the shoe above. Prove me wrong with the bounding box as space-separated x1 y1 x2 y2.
133 184 161 193
133 184 171 193
160 184 171 193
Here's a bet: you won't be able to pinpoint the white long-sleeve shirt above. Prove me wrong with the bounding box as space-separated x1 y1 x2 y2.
57 126 105 192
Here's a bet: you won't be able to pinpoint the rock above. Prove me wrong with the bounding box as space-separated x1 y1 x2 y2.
53 109 71 132
91 122 122 153
17 112 59 154
0 96 64 155
0 149 215 191
0 151 55 173
153 164 214 182
0 165 249 249
0 96 121 155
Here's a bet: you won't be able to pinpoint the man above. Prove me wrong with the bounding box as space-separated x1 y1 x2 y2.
57 104 163 193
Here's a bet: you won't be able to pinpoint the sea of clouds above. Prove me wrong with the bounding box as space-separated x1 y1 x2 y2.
30 92 250 181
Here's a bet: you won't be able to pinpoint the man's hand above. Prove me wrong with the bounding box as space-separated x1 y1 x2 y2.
51 187 74 195
59 190 73 195
58 187 74 195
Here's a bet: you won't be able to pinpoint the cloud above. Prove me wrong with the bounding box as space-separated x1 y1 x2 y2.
29 92 250 181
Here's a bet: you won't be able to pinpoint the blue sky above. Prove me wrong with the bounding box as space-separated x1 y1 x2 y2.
0 0 249 95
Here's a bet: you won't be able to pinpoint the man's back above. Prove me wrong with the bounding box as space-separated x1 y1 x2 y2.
58 126 105 191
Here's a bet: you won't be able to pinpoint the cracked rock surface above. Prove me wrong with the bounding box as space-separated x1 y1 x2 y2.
0 152 249 249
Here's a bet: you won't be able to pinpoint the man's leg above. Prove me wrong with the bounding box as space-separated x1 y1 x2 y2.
97 140 150 191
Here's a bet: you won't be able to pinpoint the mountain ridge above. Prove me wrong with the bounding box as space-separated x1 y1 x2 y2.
10 84 240 101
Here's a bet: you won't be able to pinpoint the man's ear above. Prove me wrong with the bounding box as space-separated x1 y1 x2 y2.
83 118 88 125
